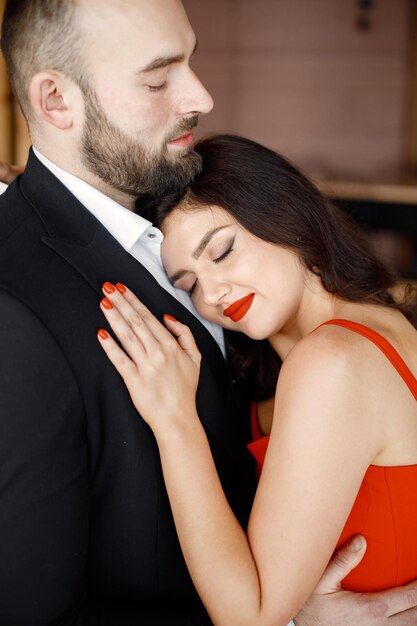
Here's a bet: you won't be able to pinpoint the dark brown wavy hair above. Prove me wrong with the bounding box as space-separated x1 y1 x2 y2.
149 134 417 399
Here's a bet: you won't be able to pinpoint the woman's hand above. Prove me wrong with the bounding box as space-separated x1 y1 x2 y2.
97 282 201 436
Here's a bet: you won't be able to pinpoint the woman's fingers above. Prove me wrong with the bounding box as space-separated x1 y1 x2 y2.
103 282 174 347
101 283 164 356
163 315 201 366
97 328 137 383
97 284 202 432
99 296 152 363
99 283 200 369
115 282 173 344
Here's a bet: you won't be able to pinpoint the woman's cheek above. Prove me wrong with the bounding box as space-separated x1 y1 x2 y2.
194 298 219 324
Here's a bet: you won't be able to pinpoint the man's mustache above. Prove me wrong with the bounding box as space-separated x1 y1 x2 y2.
167 116 199 142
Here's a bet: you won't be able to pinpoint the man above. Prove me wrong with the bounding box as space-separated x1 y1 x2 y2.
0 1 416 624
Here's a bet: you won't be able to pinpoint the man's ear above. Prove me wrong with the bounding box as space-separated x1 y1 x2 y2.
28 71 76 130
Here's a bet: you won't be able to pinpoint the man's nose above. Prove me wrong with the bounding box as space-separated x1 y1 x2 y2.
179 69 214 116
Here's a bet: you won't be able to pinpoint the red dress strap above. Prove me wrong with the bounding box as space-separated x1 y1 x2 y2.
317 319 417 401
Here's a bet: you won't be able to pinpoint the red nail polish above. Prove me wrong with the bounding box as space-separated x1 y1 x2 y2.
116 282 127 294
164 314 177 322
101 297 113 310
98 329 109 340
103 282 116 294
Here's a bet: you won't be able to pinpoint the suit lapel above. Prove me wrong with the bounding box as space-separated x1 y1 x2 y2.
19 150 235 448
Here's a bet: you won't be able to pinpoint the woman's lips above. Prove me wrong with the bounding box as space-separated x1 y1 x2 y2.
223 293 255 322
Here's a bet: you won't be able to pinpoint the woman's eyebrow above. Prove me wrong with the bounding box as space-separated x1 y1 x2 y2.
192 225 230 259
168 225 231 284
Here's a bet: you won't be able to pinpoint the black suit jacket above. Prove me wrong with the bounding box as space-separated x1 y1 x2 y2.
0 151 256 626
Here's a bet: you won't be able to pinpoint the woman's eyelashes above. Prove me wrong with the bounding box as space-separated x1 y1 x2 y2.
177 238 236 297
188 279 198 297
213 238 235 264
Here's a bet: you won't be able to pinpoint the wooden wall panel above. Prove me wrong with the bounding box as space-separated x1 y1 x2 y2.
0 0 30 166
0 0 12 162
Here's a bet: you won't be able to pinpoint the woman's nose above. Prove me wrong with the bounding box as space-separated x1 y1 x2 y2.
201 278 230 307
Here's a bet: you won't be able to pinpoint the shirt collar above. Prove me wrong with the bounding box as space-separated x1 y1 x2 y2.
33 147 151 251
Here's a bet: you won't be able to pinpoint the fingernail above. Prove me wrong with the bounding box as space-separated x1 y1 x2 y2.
164 314 177 322
116 283 127 294
103 282 116 294
348 536 364 552
98 329 109 340
101 297 113 310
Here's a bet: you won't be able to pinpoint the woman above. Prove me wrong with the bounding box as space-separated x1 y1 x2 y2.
96 135 417 626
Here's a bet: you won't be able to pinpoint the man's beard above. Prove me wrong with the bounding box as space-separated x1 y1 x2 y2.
80 88 202 197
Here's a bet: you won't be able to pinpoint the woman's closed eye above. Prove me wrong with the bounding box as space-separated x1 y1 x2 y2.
187 240 235 296
188 279 198 297
173 238 235 297
213 238 235 264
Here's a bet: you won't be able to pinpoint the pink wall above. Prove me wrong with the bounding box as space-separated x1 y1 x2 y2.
183 0 412 182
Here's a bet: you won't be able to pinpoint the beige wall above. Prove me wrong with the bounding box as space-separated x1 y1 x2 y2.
184 0 413 182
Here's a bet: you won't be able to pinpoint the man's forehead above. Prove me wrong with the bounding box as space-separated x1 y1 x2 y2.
76 0 193 59
76 0 188 31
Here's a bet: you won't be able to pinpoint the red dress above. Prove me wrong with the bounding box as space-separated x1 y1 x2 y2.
247 319 417 591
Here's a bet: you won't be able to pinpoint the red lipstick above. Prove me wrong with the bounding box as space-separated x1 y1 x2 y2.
223 293 255 322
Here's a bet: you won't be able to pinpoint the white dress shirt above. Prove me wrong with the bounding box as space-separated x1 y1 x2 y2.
0 181 7 194
31 148 225 355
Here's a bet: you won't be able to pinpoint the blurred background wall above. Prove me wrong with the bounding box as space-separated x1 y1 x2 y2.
1 0 416 180
183 0 417 183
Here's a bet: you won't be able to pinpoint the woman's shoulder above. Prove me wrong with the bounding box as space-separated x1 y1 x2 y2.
279 312 417 407
274 322 388 452
282 321 368 382
274 325 367 424
272 324 385 458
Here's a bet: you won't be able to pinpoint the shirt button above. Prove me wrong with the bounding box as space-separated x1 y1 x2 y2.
148 233 156 239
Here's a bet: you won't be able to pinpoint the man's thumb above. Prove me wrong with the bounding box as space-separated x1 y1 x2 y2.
314 536 367 594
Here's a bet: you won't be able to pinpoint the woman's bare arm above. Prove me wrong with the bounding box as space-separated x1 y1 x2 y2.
98 286 384 626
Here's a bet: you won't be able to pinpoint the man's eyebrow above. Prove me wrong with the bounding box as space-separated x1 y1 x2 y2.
168 225 230 284
139 39 198 74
